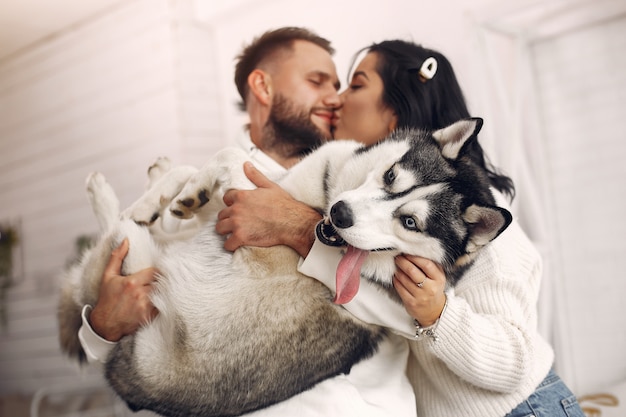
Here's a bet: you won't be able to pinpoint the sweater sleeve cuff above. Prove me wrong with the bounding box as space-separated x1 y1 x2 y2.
298 237 343 290
78 305 117 364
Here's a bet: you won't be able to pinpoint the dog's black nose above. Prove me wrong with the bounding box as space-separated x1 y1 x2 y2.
330 201 354 229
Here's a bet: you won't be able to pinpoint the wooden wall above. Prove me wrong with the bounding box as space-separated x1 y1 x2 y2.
1 0 624 404
0 0 222 396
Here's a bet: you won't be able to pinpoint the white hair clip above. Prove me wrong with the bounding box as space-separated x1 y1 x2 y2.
419 57 438 82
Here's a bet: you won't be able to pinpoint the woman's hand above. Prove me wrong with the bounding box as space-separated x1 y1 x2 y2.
393 255 447 327
216 162 321 257
89 239 159 342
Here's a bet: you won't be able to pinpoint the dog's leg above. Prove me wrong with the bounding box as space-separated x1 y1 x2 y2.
146 157 172 189
122 165 198 226
86 172 120 233
60 172 120 364
169 147 252 219
60 170 164 365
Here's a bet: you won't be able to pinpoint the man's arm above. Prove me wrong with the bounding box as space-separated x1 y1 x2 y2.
213 164 421 335
217 162 322 257
79 238 159 363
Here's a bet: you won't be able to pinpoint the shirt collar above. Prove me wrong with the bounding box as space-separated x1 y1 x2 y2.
237 129 287 174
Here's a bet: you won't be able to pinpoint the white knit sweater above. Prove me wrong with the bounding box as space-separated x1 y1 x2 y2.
299 191 554 417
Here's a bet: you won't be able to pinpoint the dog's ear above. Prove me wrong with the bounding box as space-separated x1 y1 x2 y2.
432 118 483 160
463 204 512 253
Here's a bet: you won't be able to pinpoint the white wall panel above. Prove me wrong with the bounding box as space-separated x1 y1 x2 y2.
531 15 626 393
0 0 222 396
2 0 623 404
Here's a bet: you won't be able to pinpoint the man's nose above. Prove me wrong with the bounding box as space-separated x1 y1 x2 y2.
323 88 341 108
338 89 348 104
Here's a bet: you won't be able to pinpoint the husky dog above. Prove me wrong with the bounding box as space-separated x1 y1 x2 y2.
58 118 512 417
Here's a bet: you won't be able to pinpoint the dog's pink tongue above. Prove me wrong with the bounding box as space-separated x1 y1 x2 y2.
334 245 369 305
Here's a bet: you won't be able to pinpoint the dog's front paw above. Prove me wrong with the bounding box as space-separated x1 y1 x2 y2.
123 198 162 226
169 147 251 219
147 157 172 187
170 184 211 219
123 166 198 225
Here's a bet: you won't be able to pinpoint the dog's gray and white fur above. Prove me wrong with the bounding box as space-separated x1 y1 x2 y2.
58 118 512 417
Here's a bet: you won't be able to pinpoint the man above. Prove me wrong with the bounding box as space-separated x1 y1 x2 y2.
78 27 415 416
80 27 336 351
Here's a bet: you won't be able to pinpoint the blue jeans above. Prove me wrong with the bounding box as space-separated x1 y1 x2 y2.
505 369 585 417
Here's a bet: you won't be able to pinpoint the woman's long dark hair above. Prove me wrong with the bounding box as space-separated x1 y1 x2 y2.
351 40 515 200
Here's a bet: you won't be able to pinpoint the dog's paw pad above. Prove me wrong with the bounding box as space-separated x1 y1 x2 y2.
170 190 209 219
170 208 185 218
133 211 159 226
170 201 194 219
198 190 210 207
180 198 195 208
123 203 161 225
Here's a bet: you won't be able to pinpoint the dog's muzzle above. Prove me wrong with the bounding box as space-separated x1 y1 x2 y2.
316 217 347 247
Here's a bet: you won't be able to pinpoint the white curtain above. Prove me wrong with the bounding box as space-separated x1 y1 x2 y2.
470 0 626 393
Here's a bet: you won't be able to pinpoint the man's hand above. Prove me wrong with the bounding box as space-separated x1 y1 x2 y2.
89 239 159 342
217 162 322 257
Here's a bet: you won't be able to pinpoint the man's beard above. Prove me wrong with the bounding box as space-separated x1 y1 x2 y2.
263 94 327 159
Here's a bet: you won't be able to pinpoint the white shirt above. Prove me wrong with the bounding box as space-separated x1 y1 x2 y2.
79 132 416 417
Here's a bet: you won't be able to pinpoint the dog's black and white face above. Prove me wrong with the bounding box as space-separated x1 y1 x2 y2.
318 119 512 303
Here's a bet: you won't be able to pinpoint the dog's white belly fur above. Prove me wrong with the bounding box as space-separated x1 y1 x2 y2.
121 218 349 389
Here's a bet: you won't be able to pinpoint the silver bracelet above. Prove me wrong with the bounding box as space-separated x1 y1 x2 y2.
413 296 448 342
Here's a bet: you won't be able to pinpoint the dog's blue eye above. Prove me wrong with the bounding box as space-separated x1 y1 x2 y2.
401 216 419 231
384 168 396 185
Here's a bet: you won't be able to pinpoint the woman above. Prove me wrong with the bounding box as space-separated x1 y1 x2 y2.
226 40 585 417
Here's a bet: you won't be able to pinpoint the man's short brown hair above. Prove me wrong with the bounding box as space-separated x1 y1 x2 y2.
234 27 334 109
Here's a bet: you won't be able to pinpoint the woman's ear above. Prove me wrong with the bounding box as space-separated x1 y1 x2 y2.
388 115 398 133
248 69 273 106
